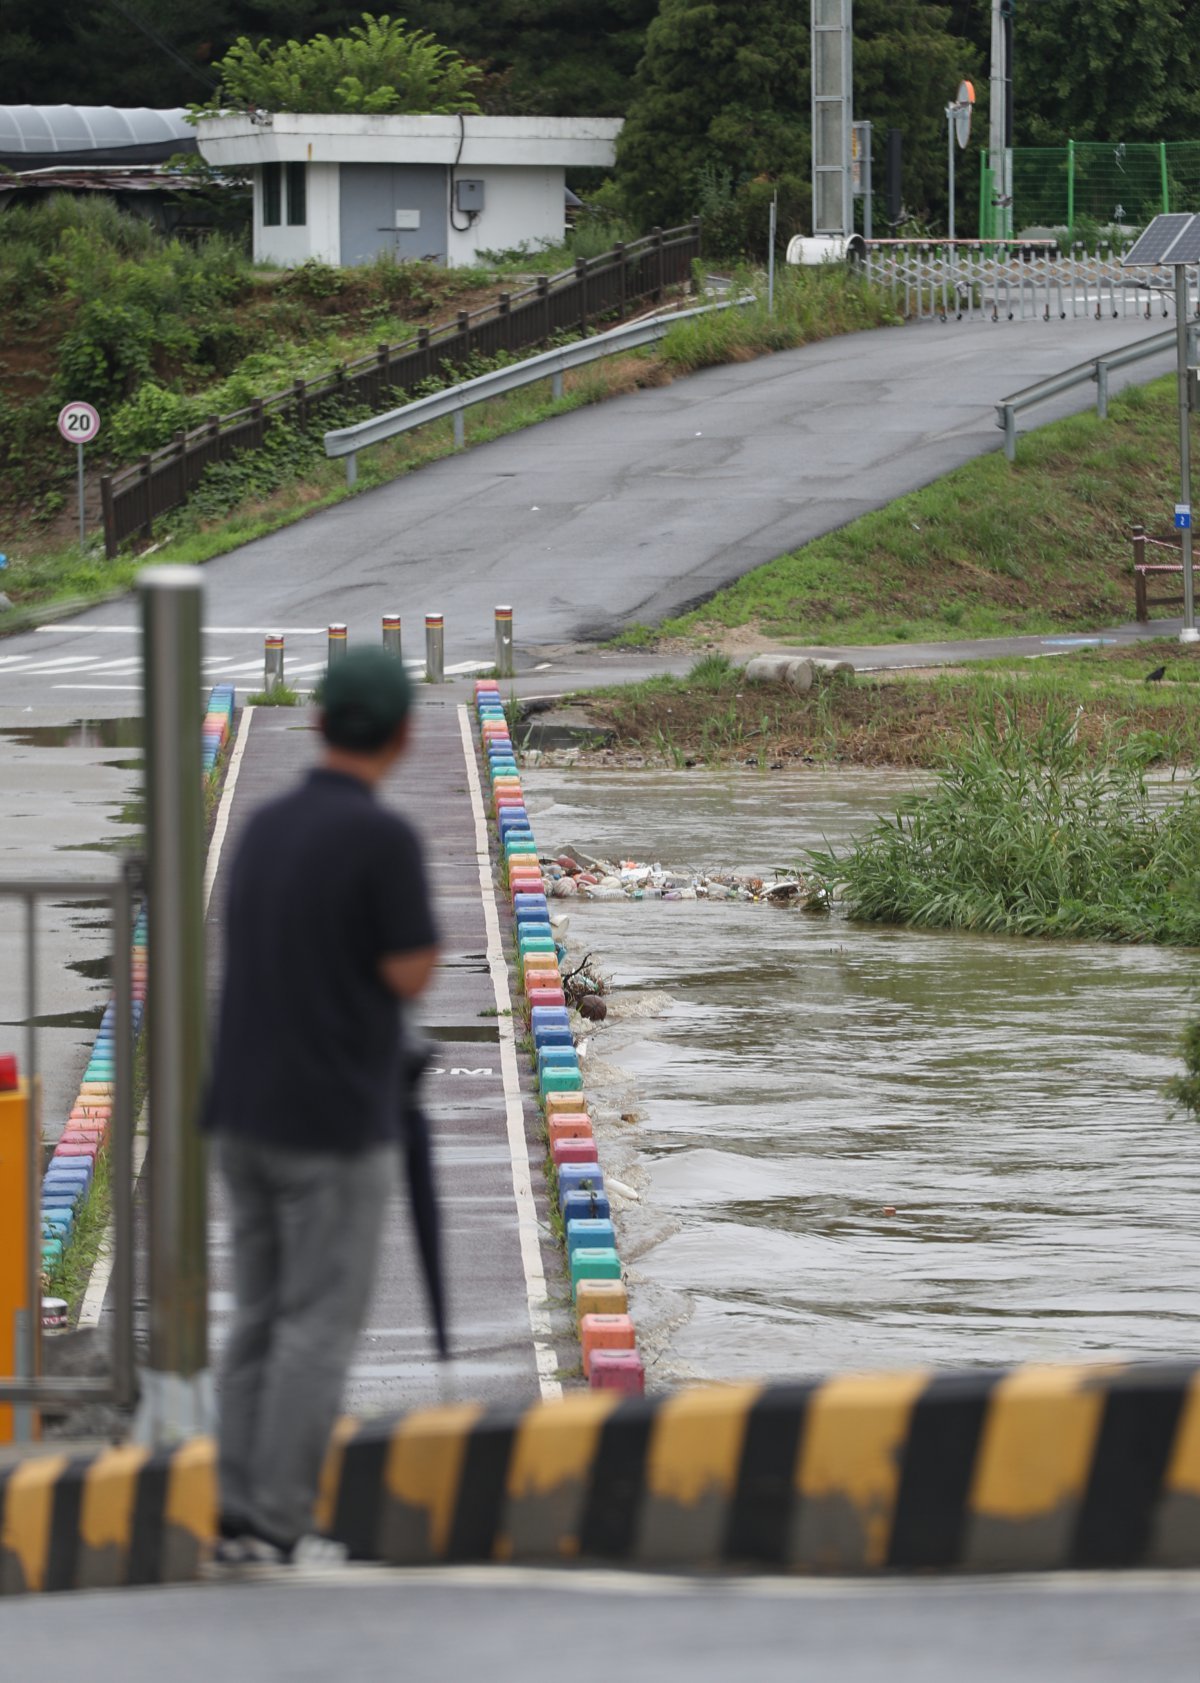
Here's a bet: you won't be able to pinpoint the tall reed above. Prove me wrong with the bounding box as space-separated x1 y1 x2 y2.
807 704 1200 945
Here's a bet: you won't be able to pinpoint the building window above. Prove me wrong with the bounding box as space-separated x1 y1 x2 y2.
286 162 307 226
262 162 281 226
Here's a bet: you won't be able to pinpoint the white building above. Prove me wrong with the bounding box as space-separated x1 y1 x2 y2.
195 113 622 268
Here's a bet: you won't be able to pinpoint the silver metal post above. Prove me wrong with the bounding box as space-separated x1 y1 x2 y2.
453 410 465 449
552 369 564 401
382 614 403 659
1178 265 1198 641
494 606 514 679
345 452 358 489
77 442 86 548
1095 361 1109 420
135 565 211 1443
328 623 348 667
1003 405 1017 461
111 859 136 1410
767 193 777 315
263 634 285 694
425 613 444 684
947 107 956 244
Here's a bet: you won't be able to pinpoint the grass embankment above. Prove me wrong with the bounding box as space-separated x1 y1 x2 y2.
569 644 1200 770
0 262 897 628
805 706 1200 946
613 378 1184 650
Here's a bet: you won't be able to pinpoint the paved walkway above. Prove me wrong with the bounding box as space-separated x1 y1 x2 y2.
0 313 1181 712
204 695 567 1411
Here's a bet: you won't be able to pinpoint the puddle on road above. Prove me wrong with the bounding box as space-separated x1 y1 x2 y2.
523 766 1200 1381
0 718 142 1135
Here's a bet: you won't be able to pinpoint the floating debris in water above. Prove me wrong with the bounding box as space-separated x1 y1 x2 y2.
543 846 807 906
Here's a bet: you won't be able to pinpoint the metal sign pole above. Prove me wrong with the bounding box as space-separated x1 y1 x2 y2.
948 109 956 244
134 565 212 1443
768 193 777 315
76 442 85 547
1177 265 1198 641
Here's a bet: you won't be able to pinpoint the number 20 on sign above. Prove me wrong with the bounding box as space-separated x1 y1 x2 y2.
57 401 101 547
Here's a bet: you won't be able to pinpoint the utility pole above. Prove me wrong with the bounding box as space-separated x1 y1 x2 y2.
989 0 1013 239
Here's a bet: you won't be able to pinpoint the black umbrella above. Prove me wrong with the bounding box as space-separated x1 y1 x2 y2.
400 1038 449 1360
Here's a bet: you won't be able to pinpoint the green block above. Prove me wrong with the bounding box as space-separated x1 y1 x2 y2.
519 936 556 956
570 1247 622 1297
541 1068 584 1094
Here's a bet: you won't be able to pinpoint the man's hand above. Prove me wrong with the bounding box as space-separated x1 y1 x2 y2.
379 946 438 1000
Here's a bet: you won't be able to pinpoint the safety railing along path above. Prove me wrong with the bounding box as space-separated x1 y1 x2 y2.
99 222 701 558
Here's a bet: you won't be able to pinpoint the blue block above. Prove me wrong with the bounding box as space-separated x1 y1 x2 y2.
512 893 548 912
515 906 550 927
497 811 530 830
558 1163 605 1210
518 922 554 941
566 1217 616 1256
530 1006 570 1029
562 1188 611 1225
538 1046 580 1074
531 1016 572 1043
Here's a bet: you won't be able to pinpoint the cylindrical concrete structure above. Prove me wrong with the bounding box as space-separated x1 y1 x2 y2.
263 633 285 694
328 623 348 667
425 613 444 684
494 605 514 679
382 614 403 660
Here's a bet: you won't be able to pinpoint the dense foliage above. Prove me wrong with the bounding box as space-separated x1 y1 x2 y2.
190 12 480 115
807 706 1200 945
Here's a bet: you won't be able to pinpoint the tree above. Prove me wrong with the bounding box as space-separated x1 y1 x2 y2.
192 12 480 115
615 0 812 237
1015 0 1200 144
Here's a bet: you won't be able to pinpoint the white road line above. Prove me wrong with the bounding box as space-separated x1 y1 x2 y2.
15 657 99 673
53 683 141 691
78 704 255 1329
203 704 254 912
456 702 562 1403
38 625 332 635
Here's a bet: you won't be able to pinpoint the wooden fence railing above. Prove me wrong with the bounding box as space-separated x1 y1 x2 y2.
100 221 702 556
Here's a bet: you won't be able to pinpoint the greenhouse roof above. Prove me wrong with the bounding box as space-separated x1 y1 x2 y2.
0 106 196 168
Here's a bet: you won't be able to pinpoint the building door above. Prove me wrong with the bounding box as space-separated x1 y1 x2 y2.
339 163 449 266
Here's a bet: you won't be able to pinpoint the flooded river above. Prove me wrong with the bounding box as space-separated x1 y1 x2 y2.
522 766 1200 1382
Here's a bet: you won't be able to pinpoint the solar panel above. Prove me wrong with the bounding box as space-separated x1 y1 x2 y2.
1162 219 1200 265
1123 213 1195 266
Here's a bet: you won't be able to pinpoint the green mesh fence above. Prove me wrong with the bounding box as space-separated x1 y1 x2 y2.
980 141 1200 239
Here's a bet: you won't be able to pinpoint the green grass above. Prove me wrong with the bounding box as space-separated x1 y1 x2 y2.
646 377 1185 648
573 643 1200 769
806 703 1200 943
246 685 302 706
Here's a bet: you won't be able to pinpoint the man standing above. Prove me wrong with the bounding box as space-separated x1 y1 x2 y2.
204 648 438 1564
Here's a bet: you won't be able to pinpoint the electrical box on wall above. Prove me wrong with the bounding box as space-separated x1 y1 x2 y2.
455 178 485 213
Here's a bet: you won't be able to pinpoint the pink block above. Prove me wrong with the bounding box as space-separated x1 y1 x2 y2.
54 1141 97 1161
589 1349 645 1393
552 1138 599 1168
526 988 566 1009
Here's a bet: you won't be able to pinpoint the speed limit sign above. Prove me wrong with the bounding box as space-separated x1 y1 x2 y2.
57 401 101 445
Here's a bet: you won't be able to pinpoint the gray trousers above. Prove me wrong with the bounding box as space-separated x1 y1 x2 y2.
216 1135 393 1547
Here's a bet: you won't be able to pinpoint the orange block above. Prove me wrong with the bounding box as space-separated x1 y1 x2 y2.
548 1115 593 1146
580 1313 636 1377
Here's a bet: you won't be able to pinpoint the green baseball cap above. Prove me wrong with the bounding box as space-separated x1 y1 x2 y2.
319 647 413 750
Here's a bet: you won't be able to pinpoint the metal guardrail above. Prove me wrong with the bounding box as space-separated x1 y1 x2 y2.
100 222 702 556
0 865 138 1416
995 323 1196 459
324 294 755 483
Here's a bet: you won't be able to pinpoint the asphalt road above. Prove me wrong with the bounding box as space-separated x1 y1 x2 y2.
0 313 1179 713
2 1566 1197 1681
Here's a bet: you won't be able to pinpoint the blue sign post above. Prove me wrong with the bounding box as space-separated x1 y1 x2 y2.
1176 504 1192 530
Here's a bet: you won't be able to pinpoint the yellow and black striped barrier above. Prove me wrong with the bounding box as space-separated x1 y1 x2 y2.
3 1364 1200 1594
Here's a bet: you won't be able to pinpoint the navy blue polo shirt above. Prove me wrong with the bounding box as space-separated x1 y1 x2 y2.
205 768 437 1153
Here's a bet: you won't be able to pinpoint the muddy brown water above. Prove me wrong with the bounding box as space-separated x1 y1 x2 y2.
522 766 1200 1383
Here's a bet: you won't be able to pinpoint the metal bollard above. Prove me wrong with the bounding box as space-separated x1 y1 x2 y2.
328 623 348 667
425 613 444 684
494 605 514 678
135 565 211 1442
263 633 285 694
382 614 403 660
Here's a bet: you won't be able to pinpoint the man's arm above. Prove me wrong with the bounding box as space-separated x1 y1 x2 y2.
379 946 438 1000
